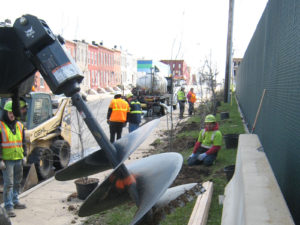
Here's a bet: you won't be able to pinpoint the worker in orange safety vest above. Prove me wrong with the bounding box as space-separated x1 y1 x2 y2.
107 92 130 143
187 88 196 116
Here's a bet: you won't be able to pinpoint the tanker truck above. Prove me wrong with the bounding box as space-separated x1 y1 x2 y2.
132 69 178 117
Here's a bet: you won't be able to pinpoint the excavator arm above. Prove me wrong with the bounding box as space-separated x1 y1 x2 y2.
0 15 201 225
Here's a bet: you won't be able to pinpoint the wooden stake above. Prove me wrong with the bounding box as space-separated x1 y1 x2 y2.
251 89 266 133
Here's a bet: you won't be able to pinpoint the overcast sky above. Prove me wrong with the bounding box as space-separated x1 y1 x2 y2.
1 0 268 77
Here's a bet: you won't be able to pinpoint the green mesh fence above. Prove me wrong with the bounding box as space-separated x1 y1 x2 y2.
236 0 300 223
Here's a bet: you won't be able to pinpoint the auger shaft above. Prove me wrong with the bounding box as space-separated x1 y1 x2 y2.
71 92 139 205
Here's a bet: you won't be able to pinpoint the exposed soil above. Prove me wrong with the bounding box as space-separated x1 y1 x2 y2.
172 164 211 186
74 177 99 185
147 119 211 187
167 121 210 186
75 115 213 224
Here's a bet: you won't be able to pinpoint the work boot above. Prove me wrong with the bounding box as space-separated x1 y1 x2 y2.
5 208 16 217
14 202 26 209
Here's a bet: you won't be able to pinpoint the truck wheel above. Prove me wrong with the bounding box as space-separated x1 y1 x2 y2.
51 140 71 170
33 147 53 180
0 205 11 225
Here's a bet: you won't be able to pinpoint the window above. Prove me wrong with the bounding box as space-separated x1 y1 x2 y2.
32 97 51 128
40 74 45 88
92 70 94 85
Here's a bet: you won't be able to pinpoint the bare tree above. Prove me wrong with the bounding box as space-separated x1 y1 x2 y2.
198 57 219 115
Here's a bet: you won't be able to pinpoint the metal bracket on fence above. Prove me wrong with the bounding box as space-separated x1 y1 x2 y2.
257 146 264 152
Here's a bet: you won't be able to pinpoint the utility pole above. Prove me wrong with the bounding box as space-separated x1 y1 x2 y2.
224 0 235 103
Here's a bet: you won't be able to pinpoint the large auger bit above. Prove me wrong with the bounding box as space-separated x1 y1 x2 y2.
55 118 185 225
79 152 183 224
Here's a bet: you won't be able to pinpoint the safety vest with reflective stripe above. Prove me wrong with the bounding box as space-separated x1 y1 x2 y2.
177 90 186 101
197 129 222 149
128 101 142 124
188 92 196 103
0 121 24 160
109 98 130 123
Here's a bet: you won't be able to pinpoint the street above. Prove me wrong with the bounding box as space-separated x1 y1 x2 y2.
70 95 117 161
69 94 186 163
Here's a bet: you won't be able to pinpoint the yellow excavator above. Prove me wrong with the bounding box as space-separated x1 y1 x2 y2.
0 92 71 191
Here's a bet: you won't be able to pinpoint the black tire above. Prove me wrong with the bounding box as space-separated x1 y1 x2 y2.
0 205 11 225
33 147 53 180
51 140 71 170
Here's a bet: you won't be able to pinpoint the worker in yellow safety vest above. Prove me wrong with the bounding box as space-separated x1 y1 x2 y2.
126 93 142 133
188 114 222 166
107 92 130 143
187 88 197 116
177 87 187 119
0 100 27 218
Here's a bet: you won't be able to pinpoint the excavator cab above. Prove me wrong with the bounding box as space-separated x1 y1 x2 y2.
24 92 53 130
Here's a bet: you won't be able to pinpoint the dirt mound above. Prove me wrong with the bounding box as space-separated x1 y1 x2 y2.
172 164 210 186
156 120 212 187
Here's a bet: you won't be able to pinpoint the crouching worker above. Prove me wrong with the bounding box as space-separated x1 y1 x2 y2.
188 114 222 166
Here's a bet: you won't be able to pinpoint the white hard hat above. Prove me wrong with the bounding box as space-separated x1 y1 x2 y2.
114 91 122 97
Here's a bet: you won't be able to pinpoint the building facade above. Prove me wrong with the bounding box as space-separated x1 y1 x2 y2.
160 60 190 83
34 39 131 95
232 58 242 78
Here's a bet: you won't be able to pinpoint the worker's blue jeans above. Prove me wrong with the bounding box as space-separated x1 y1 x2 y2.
179 101 185 118
1 160 23 210
188 102 194 115
129 123 139 133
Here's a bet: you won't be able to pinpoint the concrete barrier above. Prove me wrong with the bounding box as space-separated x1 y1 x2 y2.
221 134 295 225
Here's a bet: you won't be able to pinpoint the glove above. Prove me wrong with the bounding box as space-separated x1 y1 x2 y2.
197 153 207 161
107 119 110 125
188 153 195 160
22 157 27 166
0 160 6 170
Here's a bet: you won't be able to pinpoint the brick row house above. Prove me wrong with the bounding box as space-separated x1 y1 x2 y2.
160 60 191 84
33 41 191 95
34 39 133 95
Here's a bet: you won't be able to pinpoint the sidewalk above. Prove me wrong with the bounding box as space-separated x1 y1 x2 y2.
9 110 190 225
